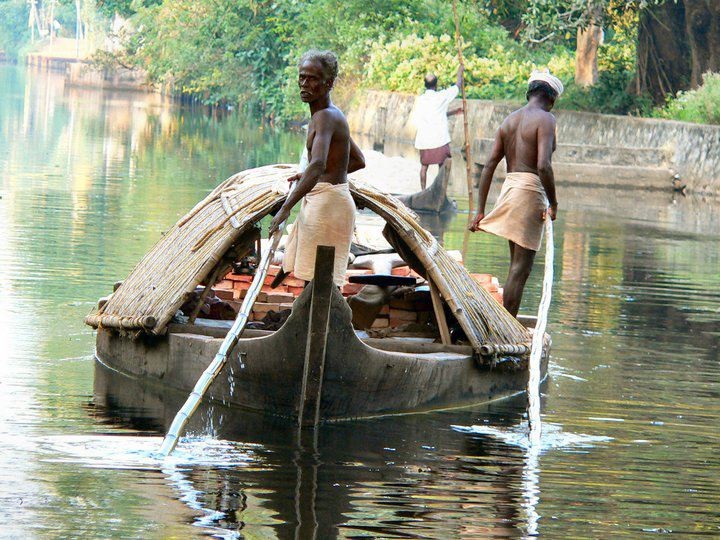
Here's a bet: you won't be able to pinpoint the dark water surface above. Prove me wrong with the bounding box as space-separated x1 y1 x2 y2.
1 65 718 538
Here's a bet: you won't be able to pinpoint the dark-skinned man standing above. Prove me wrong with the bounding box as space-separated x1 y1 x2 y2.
469 70 563 317
269 50 365 286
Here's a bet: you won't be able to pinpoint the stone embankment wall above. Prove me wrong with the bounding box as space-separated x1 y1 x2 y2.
347 90 720 195
65 63 150 92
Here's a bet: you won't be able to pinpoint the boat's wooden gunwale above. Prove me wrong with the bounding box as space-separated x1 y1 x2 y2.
95 283 549 422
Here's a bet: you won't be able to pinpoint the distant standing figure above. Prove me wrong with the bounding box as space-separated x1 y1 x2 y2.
412 66 464 190
469 70 563 317
269 49 365 286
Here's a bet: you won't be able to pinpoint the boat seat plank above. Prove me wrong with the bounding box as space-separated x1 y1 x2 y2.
348 274 417 286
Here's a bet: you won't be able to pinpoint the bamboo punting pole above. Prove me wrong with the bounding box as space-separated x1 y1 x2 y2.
452 0 474 215
527 215 554 443
158 182 296 457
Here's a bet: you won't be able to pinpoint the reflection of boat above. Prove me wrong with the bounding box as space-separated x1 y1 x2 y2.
85 165 549 422
92 360 543 538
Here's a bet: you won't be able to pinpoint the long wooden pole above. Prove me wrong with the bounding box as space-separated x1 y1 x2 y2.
452 0 474 215
158 182 296 456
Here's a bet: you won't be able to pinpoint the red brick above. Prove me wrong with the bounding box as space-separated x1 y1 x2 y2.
233 288 247 300
284 277 307 288
215 279 234 290
287 285 305 296
252 302 282 314
215 289 234 301
342 283 363 296
482 282 498 293
491 291 503 304
391 266 411 276
229 273 254 283
267 291 295 303
257 291 268 302
267 265 281 276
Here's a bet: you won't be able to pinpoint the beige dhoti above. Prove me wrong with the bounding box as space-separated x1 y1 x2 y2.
283 182 356 286
479 172 549 251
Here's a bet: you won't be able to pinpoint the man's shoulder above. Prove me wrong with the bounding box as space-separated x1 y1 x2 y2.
312 106 348 128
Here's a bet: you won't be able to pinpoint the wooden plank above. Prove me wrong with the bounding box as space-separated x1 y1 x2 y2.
429 280 451 345
298 245 335 428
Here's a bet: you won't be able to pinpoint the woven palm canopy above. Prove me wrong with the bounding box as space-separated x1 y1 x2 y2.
85 164 530 351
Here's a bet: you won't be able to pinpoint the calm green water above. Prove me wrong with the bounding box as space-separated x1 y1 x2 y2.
1 64 719 538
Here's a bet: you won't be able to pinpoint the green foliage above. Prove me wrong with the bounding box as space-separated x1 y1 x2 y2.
364 32 574 101
655 72 720 125
560 70 653 115
95 0 160 18
0 0 30 58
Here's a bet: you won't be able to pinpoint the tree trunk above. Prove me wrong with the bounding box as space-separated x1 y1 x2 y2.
637 0 720 104
575 22 603 87
684 0 720 88
636 2 691 104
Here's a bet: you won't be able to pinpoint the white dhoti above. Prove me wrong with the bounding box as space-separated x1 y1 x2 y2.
479 172 548 251
282 182 356 286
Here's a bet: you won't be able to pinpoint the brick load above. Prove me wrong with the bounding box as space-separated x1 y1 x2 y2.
219 265 503 324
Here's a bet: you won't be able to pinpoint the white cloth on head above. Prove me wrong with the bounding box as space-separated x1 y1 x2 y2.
282 182 356 286
412 85 459 150
528 69 564 96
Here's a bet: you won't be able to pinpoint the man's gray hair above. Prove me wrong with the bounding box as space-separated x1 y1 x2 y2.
299 49 339 81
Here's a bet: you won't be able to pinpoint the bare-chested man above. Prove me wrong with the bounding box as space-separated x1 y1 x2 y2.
269 49 365 286
469 70 563 317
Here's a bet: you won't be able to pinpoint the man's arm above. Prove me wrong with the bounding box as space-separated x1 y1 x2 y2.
469 128 504 231
537 115 558 220
347 136 365 173
268 113 333 235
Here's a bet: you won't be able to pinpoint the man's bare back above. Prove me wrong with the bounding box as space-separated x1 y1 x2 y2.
500 106 557 177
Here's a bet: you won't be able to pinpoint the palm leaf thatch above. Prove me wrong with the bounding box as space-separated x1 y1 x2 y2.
85 164 530 352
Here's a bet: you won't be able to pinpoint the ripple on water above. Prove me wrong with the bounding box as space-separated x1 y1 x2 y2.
39 435 261 470
451 422 613 452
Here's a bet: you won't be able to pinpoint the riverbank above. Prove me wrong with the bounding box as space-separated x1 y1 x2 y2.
347 90 720 196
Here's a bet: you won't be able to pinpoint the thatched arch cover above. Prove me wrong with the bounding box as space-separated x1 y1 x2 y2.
85 164 530 351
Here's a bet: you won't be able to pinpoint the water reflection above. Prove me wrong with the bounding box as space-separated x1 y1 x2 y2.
92 360 548 538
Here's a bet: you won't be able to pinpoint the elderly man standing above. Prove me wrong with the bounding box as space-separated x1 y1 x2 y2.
269 49 365 286
469 70 563 317
412 66 464 190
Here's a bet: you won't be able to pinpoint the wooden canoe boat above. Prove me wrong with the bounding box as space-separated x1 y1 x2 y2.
87 165 550 423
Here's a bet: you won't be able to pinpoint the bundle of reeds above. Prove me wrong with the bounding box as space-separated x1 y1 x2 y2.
85 164 296 334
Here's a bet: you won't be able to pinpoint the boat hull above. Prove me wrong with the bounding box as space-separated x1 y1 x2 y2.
95 285 549 422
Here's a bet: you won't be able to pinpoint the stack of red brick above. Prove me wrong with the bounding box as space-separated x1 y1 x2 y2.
209 265 503 323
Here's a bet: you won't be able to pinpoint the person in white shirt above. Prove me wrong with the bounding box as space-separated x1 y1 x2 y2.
412 65 464 190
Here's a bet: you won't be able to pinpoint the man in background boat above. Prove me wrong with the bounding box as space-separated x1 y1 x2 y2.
269 49 365 286
411 66 464 190
469 70 562 317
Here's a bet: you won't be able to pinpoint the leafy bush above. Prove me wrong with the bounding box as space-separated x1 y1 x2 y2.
364 32 574 101
0 0 30 59
655 72 720 125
